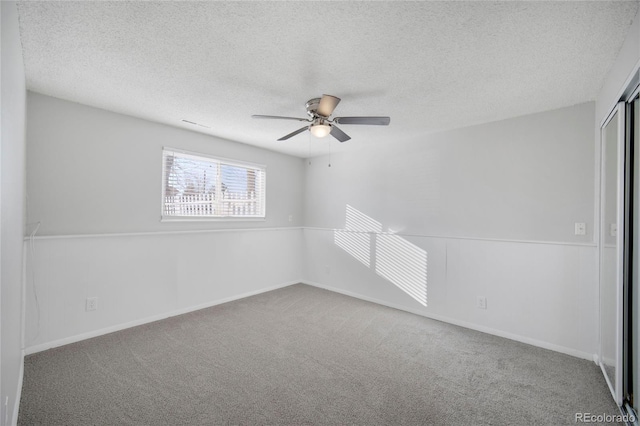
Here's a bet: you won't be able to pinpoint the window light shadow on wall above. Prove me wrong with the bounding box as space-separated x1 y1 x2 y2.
376 233 427 306
334 205 427 307
334 205 382 267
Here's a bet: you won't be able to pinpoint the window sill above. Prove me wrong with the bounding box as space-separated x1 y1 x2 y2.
160 216 267 223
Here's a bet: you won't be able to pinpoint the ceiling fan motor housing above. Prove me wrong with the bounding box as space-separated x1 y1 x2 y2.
305 98 322 118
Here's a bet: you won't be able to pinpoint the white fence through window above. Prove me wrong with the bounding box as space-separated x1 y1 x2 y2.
164 192 260 217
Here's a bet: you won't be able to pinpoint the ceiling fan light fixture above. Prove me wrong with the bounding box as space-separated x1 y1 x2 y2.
310 123 331 138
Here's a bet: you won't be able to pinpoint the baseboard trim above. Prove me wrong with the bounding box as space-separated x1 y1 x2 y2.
11 350 24 426
24 278 596 362
24 280 302 355
302 280 596 362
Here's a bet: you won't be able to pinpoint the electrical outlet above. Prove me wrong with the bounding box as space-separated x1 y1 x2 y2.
86 297 98 312
574 223 586 236
476 296 487 310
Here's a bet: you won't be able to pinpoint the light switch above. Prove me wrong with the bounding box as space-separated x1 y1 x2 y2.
610 223 617 237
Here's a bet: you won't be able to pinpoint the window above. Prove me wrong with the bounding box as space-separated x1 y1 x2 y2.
162 148 266 219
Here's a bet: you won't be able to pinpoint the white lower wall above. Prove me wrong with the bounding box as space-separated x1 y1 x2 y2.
303 228 598 359
26 226 598 359
24 228 303 354
24 224 599 361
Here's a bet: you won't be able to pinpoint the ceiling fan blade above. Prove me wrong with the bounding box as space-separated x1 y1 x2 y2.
252 115 310 122
277 126 309 141
333 116 390 125
330 125 351 143
317 95 341 117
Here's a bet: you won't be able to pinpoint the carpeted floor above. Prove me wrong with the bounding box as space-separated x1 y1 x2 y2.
19 284 620 425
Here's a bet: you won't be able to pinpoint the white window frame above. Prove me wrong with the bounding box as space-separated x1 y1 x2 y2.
161 147 266 221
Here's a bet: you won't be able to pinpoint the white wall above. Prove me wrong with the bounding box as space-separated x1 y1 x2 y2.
304 230 597 358
25 94 304 352
26 96 599 359
1 2 26 424
303 102 599 359
25 229 302 352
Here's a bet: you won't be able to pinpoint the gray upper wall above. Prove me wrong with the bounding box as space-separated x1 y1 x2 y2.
304 102 596 244
26 92 305 236
28 91 596 243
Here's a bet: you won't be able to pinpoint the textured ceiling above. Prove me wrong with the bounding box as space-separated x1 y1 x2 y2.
17 1 640 158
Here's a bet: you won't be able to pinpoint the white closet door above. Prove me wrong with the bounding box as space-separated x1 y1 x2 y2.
600 102 625 404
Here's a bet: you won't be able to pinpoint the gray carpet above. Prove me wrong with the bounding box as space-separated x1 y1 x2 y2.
19 284 620 425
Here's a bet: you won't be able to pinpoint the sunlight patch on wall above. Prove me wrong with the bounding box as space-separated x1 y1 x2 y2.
334 205 427 307
334 231 371 267
375 234 427 306
345 204 382 233
334 205 381 268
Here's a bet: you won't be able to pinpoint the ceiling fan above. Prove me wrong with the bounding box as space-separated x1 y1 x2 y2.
252 94 390 142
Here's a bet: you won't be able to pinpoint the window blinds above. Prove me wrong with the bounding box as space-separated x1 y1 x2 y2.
162 149 266 218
